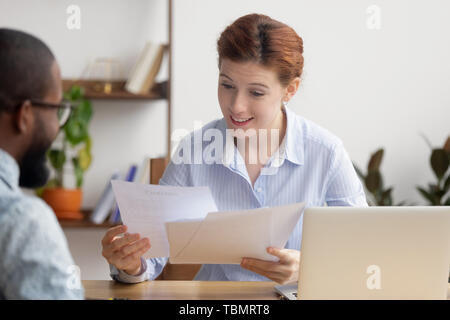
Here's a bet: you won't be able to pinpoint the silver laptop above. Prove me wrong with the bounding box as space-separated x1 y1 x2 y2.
275 206 450 300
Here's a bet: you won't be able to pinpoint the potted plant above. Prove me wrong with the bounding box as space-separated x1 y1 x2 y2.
37 85 93 219
354 148 408 206
416 136 450 205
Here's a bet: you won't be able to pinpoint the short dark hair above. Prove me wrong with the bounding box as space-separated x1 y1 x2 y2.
0 28 55 113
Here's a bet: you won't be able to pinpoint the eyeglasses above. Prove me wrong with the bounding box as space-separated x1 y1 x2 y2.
28 99 76 127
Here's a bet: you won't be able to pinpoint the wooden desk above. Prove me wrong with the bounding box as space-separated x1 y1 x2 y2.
83 280 279 300
83 280 450 300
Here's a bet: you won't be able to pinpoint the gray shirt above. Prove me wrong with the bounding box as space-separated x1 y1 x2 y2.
0 148 84 299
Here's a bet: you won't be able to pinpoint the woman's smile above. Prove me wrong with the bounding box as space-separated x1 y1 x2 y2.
230 115 254 126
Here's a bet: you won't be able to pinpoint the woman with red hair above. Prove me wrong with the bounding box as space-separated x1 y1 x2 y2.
103 14 367 285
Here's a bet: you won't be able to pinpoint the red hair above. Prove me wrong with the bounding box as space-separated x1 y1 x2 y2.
217 14 304 87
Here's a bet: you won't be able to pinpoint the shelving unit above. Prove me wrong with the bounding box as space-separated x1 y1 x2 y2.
59 210 118 229
58 0 173 229
61 79 168 101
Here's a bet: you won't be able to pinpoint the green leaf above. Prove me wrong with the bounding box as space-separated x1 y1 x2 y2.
365 170 382 193
428 183 439 193
382 187 392 197
435 189 446 199
64 117 88 146
48 149 66 170
430 149 449 180
368 149 384 172
85 134 92 152
381 187 393 206
58 84 92 188
78 146 92 171
72 158 84 188
417 186 438 205
66 85 84 101
73 100 93 124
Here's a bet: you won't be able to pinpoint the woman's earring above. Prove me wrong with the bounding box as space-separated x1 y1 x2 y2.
282 100 288 108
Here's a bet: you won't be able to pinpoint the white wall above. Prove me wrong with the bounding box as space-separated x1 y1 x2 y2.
64 228 111 280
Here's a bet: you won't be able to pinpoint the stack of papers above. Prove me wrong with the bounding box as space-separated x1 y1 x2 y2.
111 181 305 264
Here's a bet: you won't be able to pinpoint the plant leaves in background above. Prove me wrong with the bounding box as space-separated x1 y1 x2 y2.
64 117 88 146
381 187 393 206
427 183 445 202
64 85 84 101
78 146 92 171
41 84 93 191
365 170 382 193
73 100 93 124
85 134 92 152
445 197 450 206
444 174 450 192
368 149 384 172
48 149 66 170
428 183 439 193
416 186 438 205
443 136 450 154
430 149 449 180
72 158 83 188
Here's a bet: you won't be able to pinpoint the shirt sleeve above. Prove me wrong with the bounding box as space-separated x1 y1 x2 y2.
324 142 368 207
109 257 169 283
0 199 84 299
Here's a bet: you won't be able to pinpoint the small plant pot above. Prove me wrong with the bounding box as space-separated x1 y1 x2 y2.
42 188 83 220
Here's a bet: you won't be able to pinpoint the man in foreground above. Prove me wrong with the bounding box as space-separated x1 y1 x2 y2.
0 28 84 299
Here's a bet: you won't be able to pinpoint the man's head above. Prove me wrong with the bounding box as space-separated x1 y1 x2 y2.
0 28 62 188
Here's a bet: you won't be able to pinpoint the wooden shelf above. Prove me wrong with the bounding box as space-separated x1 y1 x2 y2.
58 210 119 229
62 79 168 100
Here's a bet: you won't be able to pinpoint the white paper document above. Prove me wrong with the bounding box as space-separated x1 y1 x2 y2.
111 180 305 263
166 202 305 264
111 180 217 258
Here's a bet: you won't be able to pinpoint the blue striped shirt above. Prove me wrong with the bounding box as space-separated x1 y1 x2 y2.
110 106 368 283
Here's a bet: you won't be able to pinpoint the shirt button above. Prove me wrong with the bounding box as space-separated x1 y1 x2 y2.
256 187 263 193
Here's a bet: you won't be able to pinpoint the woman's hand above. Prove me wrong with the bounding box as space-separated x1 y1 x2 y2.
101 225 151 276
240 247 300 285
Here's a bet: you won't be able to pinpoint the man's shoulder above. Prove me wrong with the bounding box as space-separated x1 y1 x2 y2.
0 191 71 267
0 192 59 233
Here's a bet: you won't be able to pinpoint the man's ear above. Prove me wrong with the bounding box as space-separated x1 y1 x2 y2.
283 77 301 103
14 100 34 134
